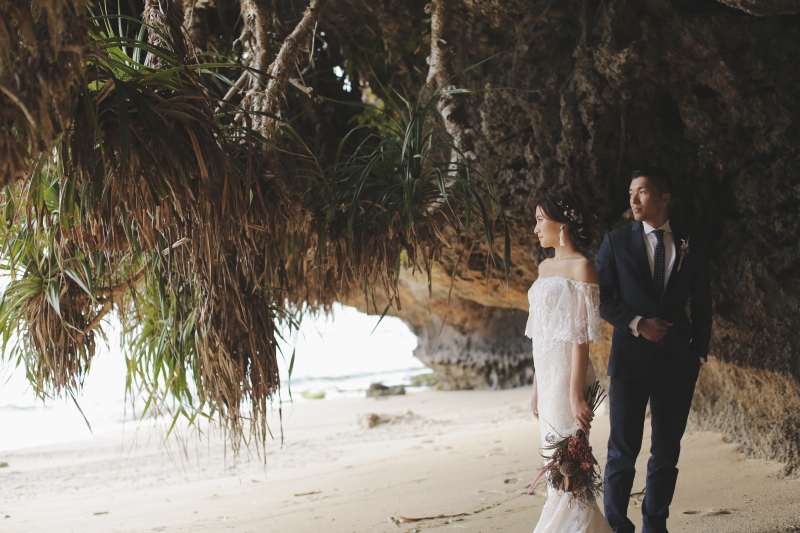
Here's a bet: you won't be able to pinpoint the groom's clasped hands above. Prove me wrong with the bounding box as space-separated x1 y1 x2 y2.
636 318 673 343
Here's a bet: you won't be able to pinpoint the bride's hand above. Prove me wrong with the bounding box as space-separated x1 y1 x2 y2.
531 375 539 420
570 395 593 433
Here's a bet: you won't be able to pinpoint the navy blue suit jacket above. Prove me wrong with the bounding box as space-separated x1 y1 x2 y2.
595 221 712 379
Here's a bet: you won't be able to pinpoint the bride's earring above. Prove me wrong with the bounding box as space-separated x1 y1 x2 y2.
559 225 565 247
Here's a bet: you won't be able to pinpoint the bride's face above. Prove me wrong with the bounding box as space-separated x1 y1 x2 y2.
534 206 561 248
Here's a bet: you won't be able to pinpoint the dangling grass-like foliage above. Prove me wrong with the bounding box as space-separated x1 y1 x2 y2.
0 167 102 395
0 2 509 452
0 0 90 186
310 81 510 313
1 8 311 447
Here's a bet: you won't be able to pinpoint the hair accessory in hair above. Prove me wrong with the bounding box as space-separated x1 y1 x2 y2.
555 199 584 224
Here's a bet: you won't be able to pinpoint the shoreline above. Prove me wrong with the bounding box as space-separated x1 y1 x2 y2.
1 388 798 532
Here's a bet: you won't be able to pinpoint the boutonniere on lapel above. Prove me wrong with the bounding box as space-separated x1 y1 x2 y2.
678 236 690 272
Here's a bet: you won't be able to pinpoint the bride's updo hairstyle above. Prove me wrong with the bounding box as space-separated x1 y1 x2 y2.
534 186 597 248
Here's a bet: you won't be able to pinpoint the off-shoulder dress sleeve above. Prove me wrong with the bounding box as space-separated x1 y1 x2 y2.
525 279 602 345
564 281 603 345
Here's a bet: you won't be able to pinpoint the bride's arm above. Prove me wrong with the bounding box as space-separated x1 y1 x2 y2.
531 373 539 420
569 342 593 433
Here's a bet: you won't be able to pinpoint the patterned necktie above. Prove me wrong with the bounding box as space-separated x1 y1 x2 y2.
653 229 667 348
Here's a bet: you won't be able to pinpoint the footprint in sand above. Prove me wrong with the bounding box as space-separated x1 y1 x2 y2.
683 509 733 517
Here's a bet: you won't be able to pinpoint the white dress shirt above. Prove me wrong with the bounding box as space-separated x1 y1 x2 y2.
629 220 675 337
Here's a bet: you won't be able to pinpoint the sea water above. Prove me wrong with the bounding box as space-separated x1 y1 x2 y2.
0 304 424 452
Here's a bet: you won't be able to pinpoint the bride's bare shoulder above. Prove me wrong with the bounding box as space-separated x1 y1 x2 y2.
537 258 554 278
568 256 598 284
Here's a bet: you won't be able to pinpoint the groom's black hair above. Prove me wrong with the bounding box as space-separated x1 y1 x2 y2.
631 168 672 196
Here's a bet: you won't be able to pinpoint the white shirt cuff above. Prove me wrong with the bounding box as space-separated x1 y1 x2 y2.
629 316 642 337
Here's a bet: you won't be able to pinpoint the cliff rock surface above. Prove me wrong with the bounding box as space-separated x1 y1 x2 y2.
346 0 800 473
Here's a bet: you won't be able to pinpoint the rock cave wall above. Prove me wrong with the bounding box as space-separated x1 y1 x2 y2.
344 0 800 473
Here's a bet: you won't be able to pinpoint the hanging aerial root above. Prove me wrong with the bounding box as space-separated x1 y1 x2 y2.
426 0 476 160
257 0 326 141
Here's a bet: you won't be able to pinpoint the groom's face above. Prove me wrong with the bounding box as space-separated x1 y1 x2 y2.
629 176 670 223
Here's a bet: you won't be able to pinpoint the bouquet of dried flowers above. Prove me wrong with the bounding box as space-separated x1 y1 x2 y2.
529 381 607 506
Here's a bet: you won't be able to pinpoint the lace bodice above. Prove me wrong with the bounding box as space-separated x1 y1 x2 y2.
525 276 603 355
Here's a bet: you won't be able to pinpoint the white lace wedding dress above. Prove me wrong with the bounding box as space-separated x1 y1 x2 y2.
525 276 613 533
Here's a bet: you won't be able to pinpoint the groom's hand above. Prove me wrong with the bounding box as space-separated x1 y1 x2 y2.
637 318 673 342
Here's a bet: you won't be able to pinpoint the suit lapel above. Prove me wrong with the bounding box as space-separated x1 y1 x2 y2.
632 221 657 301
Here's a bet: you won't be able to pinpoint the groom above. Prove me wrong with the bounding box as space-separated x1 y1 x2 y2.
595 169 712 533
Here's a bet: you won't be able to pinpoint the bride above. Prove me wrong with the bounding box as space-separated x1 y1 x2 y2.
526 186 613 533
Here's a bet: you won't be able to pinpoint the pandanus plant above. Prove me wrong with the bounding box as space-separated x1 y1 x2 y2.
308 74 510 315
0 0 509 450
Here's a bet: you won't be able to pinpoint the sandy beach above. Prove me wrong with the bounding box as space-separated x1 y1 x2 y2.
1 388 799 533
